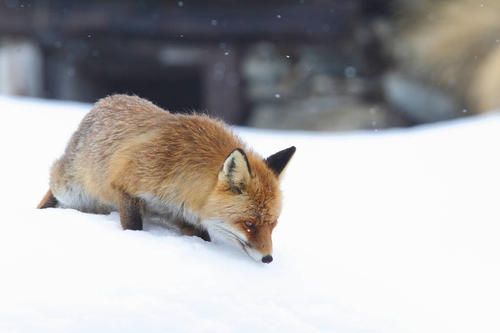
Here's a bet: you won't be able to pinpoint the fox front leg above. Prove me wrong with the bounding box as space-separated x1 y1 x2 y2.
118 192 143 231
178 220 211 242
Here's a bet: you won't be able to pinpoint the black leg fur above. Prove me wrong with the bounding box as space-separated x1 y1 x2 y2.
179 221 211 242
198 229 211 242
37 190 58 209
119 192 143 230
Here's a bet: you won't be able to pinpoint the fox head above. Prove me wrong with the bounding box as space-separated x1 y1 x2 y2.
201 146 296 263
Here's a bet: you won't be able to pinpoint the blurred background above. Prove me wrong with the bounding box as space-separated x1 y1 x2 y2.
1 0 499 131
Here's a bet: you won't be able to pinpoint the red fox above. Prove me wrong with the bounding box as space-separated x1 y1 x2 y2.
37 95 295 263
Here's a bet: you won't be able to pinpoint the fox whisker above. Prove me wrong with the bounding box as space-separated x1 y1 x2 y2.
212 224 249 248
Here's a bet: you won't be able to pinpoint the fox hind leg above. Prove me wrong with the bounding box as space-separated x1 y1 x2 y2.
37 189 58 209
46 159 113 214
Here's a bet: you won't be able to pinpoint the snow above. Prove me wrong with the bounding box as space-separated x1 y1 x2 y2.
1 95 500 333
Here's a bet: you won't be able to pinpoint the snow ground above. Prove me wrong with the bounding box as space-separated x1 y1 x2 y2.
0 95 499 333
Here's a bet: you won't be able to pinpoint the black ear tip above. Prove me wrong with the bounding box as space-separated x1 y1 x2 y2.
265 145 297 176
282 146 296 158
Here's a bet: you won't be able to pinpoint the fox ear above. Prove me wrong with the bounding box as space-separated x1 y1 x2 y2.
219 148 252 194
265 146 296 177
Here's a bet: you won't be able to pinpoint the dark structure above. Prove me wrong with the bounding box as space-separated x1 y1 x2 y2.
0 0 388 126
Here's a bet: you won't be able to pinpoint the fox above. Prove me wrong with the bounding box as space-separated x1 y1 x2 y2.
37 94 295 263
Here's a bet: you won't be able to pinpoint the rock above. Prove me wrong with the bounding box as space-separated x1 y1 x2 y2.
383 72 462 123
248 96 407 131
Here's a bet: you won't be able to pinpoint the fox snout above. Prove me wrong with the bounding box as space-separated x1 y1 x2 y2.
205 219 274 263
261 255 273 263
246 249 273 263
244 224 274 263
242 244 273 264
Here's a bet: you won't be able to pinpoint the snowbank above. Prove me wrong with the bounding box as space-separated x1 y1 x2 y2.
1 96 499 333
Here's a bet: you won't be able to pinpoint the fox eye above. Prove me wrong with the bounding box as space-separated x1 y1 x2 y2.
243 221 255 233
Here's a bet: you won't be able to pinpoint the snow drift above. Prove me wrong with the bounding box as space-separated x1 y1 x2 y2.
0 96 499 333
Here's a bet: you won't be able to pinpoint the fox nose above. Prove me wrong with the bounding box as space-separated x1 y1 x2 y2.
261 255 273 263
